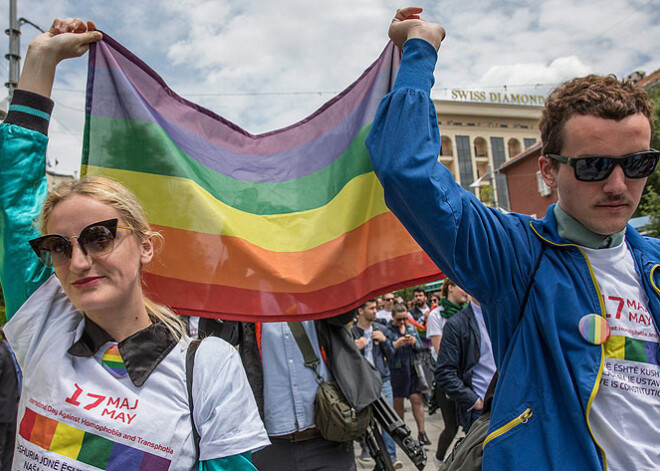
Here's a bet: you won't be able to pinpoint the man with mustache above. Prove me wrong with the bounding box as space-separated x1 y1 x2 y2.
366 6 660 470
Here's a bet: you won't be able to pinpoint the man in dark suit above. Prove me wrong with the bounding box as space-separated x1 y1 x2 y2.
435 301 496 432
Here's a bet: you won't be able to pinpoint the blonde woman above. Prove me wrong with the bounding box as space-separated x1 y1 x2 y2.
0 19 268 471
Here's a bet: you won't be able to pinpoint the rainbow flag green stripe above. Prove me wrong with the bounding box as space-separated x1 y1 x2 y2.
604 335 660 365
83 116 373 215
19 408 170 470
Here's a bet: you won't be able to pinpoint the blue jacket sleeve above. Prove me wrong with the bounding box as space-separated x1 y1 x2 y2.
366 38 537 335
0 91 55 319
200 453 257 471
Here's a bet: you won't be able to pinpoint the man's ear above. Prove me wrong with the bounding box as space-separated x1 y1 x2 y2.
538 155 557 188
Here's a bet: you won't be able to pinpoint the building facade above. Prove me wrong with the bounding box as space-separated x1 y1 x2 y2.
433 94 543 210
496 143 558 218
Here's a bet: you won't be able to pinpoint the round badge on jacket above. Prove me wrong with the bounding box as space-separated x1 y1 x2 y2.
578 314 611 345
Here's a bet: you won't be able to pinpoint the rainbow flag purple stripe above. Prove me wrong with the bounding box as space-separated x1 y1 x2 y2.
19 407 170 470
82 34 443 321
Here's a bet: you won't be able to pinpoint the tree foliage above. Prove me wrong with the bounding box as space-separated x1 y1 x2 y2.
636 83 660 234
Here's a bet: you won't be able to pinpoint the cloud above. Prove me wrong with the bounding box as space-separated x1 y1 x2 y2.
7 0 660 171
472 55 592 95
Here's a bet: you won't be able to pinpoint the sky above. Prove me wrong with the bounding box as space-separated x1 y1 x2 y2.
2 0 659 175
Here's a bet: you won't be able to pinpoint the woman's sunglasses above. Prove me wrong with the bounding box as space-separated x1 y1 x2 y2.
29 219 131 268
547 149 659 182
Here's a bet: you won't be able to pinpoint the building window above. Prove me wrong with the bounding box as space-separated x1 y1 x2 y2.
524 138 537 149
491 137 510 210
474 137 488 158
456 136 475 193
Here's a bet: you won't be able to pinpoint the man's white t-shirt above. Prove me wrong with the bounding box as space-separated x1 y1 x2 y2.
5 276 269 470
376 309 392 323
426 307 447 360
363 326 375 366
583 243 660 470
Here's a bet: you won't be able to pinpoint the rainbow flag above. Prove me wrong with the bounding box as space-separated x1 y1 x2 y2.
82 35 442 321
19 408 170 470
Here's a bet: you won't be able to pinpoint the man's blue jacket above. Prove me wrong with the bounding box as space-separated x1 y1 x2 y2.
366 38 660 471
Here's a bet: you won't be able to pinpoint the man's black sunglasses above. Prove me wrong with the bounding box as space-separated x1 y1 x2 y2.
547 149 659 182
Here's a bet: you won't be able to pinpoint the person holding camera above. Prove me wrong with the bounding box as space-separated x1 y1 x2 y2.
385 303 429 446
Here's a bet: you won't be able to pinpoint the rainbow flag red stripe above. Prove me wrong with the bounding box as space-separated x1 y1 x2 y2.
82 35 443 320
19 408 170 470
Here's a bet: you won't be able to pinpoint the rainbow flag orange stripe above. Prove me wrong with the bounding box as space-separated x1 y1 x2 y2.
19 408 170 470
82 34 442 320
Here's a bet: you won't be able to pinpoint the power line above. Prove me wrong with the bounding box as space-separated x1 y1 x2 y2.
51 81 556 99
568 0 655 58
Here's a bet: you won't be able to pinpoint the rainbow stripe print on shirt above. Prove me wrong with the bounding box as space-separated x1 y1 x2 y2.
19 408 170 470
102 344 127 378
604 335 659 365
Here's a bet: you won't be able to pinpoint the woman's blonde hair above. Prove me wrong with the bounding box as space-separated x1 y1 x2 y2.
40 176 187 340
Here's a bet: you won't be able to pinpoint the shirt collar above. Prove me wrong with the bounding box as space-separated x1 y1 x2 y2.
554 204 625 249
68 317 179 387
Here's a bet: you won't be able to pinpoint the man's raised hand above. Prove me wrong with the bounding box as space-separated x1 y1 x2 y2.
388 6 446 51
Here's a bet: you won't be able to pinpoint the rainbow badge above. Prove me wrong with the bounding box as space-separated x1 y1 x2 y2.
578 314 611 345
102 343 127 378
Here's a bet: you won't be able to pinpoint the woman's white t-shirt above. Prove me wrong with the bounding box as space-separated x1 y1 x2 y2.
5 276 269 470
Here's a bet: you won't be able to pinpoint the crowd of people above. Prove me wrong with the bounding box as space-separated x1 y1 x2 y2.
1 4 659 471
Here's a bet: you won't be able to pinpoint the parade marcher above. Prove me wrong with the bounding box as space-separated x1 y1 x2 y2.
408 287 430 326
0 19 268 471
367 6 660 470
385 303 430 447
351 299 402 469
376 292 396 324
426 278 468 461
435 300 496 433
227 315 382 471
427 279 468 360
0 329 20 471
208 299 383 471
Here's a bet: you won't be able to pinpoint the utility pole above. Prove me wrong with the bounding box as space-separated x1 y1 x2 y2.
5 0 20 98
5 0 45 98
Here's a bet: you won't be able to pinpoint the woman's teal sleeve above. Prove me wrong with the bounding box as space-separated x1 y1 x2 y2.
199 453 257 471
0 90 55 319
